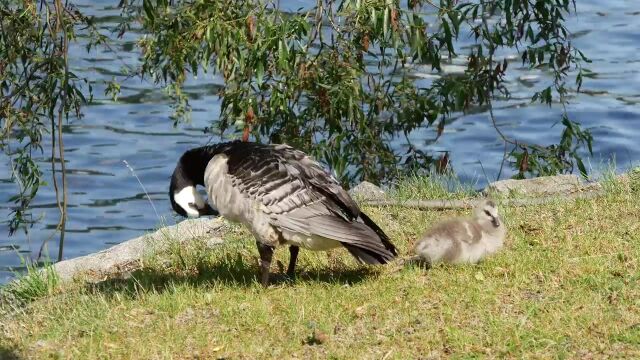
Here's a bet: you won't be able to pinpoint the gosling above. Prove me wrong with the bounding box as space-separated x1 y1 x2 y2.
414 199 506 265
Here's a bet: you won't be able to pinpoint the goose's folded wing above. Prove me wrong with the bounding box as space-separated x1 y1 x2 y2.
275 205 396 263
222 143 360 220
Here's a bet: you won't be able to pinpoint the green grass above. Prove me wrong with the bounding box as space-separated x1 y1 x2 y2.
388 172 478 201
1 176 640 359
1 259 59 306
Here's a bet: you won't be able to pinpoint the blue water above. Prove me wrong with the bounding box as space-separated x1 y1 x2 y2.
1 0 638 283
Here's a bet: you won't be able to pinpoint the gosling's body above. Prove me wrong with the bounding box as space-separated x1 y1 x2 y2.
169 141 397 286
414 200 506 265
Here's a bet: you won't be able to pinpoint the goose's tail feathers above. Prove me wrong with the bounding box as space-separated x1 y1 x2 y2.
342 211 397 265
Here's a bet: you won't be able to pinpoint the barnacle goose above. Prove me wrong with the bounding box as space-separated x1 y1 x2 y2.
414 199 506 265
169 141 397 286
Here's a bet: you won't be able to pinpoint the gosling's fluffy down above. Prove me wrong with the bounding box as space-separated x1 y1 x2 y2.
414 199 506 265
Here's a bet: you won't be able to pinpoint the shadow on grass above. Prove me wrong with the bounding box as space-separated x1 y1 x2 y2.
87 254 376 296
0 346 22 360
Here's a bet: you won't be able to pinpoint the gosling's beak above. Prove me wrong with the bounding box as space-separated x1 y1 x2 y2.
491 216 500 227
198 204 219 217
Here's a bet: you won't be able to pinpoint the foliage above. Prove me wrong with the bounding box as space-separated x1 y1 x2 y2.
0 1 101 245
1 259 59 306
131 0 592 184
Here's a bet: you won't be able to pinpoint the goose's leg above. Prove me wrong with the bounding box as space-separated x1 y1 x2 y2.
286 246 300 279
256 241 274 287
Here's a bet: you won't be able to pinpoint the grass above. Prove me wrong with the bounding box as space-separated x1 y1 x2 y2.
388 173 479 201
1 175 640 359
0 259 58 307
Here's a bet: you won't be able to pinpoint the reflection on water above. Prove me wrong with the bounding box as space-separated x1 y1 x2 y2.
1 0 639 284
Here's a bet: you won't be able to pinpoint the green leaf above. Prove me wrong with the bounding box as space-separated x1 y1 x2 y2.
576 156 587 177
383 7 389 35
442 20 455 55
256 60 264 85
143 0 155 24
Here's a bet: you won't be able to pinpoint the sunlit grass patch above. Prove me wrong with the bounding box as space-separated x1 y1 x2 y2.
387 172 479 201
1 260 59 309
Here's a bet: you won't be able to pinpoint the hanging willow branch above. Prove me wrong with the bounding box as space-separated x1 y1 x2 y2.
1 0 94 257
54 0 70 262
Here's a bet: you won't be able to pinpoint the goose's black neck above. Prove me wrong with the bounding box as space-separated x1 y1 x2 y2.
173 148 211 187
169 142 241 217
171 141 240 188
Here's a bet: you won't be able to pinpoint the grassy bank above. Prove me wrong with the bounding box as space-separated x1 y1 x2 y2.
1 175 639 359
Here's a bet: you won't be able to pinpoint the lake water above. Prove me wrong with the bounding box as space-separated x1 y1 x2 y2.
1 0 638 284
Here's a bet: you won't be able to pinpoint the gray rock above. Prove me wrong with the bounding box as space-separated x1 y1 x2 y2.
49 218 227 283
485 174 600 196
349 181 387 201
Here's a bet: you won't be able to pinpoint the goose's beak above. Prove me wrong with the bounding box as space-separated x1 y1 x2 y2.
491 216 500 227
198 204 219 217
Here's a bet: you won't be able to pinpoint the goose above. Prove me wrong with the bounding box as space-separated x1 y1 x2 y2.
413 199 506 266
169 141 397 286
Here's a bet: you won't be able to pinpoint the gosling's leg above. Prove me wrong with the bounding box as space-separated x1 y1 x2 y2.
256 241 274 287
286 246 300 279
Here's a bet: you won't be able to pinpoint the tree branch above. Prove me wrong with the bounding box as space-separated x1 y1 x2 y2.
54 0 69 262
362 190 604 210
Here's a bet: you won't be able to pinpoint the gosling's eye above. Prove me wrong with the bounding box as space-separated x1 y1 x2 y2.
484 210 492 217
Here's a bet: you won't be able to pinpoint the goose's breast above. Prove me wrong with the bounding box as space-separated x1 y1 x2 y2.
481 229 505 254
459 242 488 263
459 232 504 263
280 230 341 250
204 154 257 224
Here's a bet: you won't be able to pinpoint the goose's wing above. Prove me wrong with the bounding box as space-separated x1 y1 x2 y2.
224 143 359 218
222 142 396 263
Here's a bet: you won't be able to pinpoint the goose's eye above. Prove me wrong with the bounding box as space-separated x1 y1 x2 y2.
484 210 492 217
188 202 198 209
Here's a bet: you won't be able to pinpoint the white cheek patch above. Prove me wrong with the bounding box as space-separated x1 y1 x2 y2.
174 185 206 218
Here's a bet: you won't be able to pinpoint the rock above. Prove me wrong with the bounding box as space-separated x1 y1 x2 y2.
48 218 227 283
349 181 387 201
485 175 600 197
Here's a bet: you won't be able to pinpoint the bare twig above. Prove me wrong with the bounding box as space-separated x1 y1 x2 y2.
34 2 68 261
423 0 442 11
38 104 64 261
496 140 508 181
363 190 605 210
487 98 517 146
567 252 632 262
123 160 160 219
54 0 69 262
